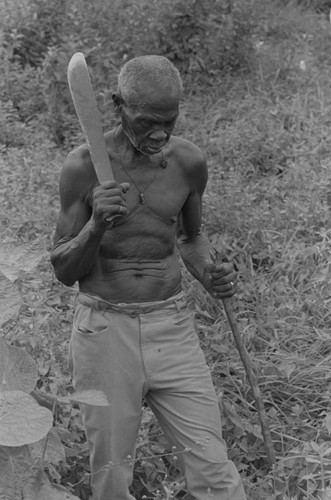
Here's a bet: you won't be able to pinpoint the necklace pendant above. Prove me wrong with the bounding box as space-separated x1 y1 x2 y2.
139 193 146 204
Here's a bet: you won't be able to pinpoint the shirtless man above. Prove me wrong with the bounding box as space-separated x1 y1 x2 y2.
51 55 247 500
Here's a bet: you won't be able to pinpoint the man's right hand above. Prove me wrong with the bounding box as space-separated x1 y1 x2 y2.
91 181 130 229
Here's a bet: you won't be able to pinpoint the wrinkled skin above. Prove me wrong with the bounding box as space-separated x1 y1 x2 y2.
50 82 237 303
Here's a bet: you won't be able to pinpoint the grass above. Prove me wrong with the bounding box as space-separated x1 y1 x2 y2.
1 0 331 498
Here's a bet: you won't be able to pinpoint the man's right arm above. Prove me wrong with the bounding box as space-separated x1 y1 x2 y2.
50 152 129 287
51 219 106 287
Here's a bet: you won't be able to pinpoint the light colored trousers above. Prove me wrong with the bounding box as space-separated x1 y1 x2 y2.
70 292 247 500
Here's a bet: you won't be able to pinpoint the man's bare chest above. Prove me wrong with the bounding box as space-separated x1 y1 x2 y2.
112 159 190 222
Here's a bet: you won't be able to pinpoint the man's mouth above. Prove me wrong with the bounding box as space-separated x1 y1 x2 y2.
145 142 166 153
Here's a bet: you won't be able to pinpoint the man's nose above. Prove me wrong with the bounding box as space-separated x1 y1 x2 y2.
149 130 167 141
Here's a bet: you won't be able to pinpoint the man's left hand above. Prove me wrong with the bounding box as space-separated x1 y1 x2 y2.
207 262 237 299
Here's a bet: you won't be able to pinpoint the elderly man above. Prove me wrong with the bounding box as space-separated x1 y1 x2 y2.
51 55 247 500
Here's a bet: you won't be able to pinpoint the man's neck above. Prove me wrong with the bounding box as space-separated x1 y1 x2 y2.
114 126 162 170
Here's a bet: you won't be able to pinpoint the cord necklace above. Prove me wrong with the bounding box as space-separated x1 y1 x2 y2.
114 128 167 205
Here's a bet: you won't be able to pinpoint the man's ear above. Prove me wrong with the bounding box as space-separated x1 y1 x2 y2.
112 93 124 110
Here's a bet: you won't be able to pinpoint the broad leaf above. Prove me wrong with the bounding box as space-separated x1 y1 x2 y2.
0 241 47 282
0 390 53 446
0 449 79 500
322 488 331 500
0 338 38 393
23 469 80 500
0 272 20 326
0 445 38 500
30 428 65 465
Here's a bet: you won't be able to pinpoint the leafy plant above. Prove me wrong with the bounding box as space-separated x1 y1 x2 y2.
0 330 78 499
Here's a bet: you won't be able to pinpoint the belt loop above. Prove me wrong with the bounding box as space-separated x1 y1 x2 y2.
175 296 183 313
97 301 104 311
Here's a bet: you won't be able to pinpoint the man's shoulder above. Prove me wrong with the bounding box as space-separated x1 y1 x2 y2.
64 129 116 178
65 144 94 174
170 136 206 174
62 144 98 185
60 144 97 201
171 135 203 154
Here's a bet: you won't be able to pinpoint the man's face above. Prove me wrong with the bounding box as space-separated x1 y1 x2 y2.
120 86 179 156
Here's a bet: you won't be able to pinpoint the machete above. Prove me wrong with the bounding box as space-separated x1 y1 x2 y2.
67 52 114 183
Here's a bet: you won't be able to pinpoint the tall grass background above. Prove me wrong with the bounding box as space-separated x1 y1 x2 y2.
1 0 331 498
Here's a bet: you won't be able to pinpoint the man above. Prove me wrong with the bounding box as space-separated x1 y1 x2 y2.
51 55 247 500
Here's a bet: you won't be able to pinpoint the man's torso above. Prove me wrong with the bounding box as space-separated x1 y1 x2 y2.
78 133 193 302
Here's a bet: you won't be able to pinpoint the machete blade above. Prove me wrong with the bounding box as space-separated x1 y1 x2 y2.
67 52 114 182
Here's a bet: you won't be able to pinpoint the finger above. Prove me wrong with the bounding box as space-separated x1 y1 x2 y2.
217 289 236 299
212 278 237 297
98 183 130 193
96 194 126 205
211 263 234 276
210 272 237 286
98 180 120 189
96 189 127 200
105 204 127 222
213 280 237 292
120 182 130 193
212 284 237 299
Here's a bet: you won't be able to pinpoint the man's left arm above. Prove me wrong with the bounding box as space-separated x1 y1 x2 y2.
177 153 237 299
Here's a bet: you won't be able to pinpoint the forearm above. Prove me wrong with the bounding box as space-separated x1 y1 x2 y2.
178 233 237 299
50 219 105 286
177 232 215 289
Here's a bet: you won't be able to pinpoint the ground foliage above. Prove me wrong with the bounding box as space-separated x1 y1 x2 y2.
1 0 331 498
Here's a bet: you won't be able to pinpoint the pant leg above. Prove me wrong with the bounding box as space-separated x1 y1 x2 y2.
141 305 247 500
70 303 145 500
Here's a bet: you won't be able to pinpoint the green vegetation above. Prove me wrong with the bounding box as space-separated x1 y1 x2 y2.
1 0 331 498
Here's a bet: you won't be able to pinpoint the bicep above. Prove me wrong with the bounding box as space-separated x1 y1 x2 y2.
53 158 92 247
53 200 91 248
178 153 208 238
178 191 203 238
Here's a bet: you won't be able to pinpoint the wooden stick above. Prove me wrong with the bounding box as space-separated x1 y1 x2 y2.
222 296 276 468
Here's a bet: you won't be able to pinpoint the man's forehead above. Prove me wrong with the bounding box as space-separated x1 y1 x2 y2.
127 103 179 122
130 82 179 111
135 107 179 122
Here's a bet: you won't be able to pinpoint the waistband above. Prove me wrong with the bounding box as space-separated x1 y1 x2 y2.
77 291 186 315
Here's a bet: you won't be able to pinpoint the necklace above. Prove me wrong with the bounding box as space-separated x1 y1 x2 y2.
114 128 165 205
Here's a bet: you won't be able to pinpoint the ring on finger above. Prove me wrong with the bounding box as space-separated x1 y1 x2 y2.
230 281 234 287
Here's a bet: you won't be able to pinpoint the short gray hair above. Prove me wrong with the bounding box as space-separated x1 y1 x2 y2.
118 55 183 107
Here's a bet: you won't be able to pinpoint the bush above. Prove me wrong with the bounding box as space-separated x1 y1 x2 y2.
0 0 258 143
1 0 67 67
297 0 331 12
